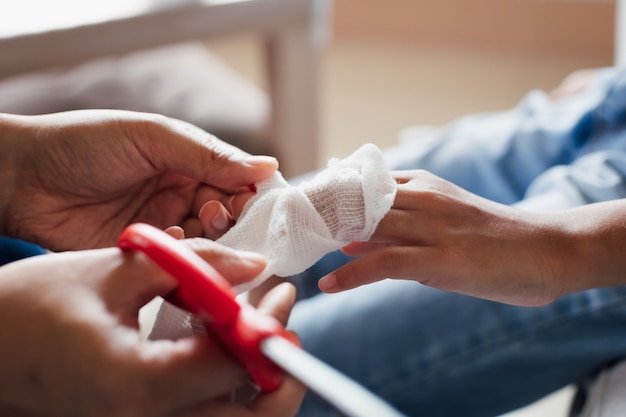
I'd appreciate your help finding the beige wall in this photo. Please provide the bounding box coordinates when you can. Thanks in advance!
[334,0,615,56]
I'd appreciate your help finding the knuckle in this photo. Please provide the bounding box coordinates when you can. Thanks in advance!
[379,247,404,272]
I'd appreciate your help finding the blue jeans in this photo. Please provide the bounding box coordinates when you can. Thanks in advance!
[288,67,626,416]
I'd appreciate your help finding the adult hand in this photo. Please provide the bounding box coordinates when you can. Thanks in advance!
[0,238,303,416]
[189,282,306,417]
[163,226,306,416]
[0,110,277,250]
[318,170,583,306]
[193,184,254,240]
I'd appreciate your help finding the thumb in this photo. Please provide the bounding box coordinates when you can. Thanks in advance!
[107,239,267,327]
[150,118,278,191]
[183,238,267,287]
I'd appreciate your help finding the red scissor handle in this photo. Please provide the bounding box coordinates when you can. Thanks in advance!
[117,223,292,392]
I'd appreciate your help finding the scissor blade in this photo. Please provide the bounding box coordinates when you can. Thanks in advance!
[261,336,407,417]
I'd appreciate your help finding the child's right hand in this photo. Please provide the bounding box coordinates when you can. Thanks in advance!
[318,170,570,307]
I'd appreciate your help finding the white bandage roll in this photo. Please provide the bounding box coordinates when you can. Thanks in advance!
[217,143,397,292]
[148,143,396,339]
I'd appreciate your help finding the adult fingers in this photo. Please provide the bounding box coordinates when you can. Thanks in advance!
[255,283,297,327]
[198,201,235,240]
[133,337,247,413]
[79,249,179,329]
[183,238,267,287]
[196,194,255,240]
[108,239,266,324]
[165,226,185,239]
[173,373,305,417]
[192,185,255,218]
[248,375,306,417]
[147,117,278,192]
[180,218,204,238]
[229,191,255,219]
[192,185,231,215]
[172,397,246,417]
[139,284,302,417]
[116,238,266,296]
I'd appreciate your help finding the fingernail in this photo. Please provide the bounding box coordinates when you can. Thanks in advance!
[211,206,230,231]
[244,155,278,167]
[318,273,337,292]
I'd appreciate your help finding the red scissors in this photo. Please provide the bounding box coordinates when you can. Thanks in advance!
[118,223,406,417]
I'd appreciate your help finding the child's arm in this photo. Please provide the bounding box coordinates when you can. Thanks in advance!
[319,170,626,307]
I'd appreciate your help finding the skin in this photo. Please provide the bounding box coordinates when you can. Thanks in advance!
[0,239,304,417]
[0,110,305,416]
[0,110,277,250]
[196,168,626,307]
[194,186,253,241]
[319,170,626,306]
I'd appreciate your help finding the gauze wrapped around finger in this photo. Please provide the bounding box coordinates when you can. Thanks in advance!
[217,143,397,292]
[149,143,396,341]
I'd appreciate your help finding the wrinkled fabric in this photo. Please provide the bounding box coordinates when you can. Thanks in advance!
[218,143,396,292]
[150,144,396,339]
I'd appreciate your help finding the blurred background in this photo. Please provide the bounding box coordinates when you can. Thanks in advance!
[206,0,615,163]
[0,0,616,177]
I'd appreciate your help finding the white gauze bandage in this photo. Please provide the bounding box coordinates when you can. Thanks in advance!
[147,143,396,340]
[219,143,397,292]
